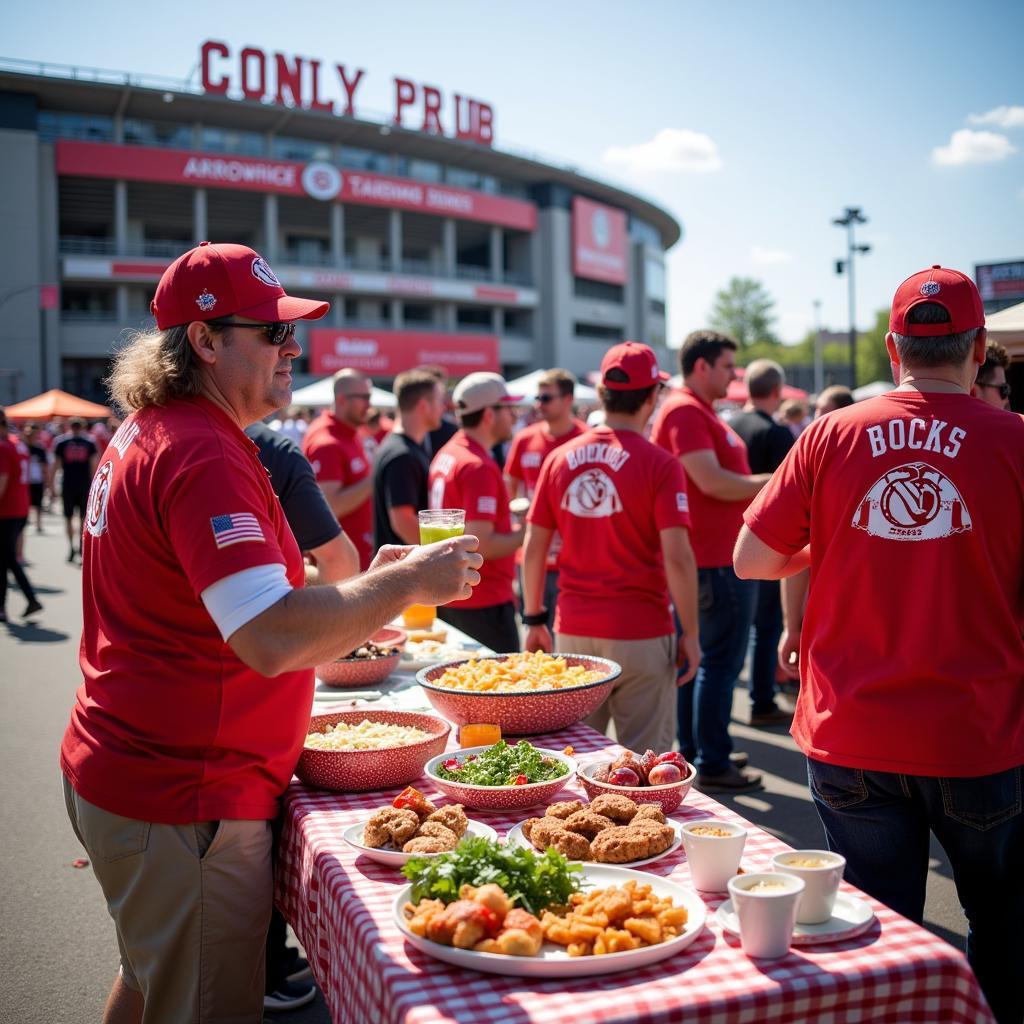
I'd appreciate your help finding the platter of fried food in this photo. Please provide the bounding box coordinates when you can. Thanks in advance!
[395,865,706,978]
[343,786,498,867]
[506,794,683,868]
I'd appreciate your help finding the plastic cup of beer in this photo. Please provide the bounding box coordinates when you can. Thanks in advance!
[418,509,466,544]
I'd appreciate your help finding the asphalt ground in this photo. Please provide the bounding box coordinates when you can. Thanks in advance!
[1,511,967,1024]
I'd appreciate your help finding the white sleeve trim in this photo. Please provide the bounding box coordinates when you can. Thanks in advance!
[200,564,293,642]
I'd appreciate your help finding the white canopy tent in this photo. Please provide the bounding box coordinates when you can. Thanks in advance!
[986,300,1024,358]
[853,380,895,401]
[290,377,397,409]
[504,369,598,404]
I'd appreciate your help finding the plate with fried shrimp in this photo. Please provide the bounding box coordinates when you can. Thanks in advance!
[344,802,498,867]
[394,867,706,978]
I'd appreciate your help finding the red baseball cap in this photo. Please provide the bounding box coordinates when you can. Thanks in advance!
[150,242,330,329]
[600,341,670,390]
[889,265,985,337]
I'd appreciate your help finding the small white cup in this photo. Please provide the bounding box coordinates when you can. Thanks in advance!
[728,872,805,959]
[771,849,846,924]
[680,819,747,892]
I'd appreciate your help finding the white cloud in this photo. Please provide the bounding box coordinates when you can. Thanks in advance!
[601,128,721,174]
[932,129,1016,166]
[750,245,793,266]
[968,105,1024,129]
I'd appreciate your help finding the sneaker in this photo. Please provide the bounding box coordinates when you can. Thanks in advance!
[729,751,749,769]
[264,978,316,1012]
[23,599,43,618]
[67,550,76,563]
[695,765,764,792]
[286,955,312,984]
[749,705,793,727]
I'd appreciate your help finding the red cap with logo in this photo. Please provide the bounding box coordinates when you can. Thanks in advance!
[889,265,985,338]
[600,341,670,390]
[150,242,330,329]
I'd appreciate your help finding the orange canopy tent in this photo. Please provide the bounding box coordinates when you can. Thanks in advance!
[3,388,110,421]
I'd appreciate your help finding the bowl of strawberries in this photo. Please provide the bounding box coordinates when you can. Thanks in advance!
[577,748,695,814]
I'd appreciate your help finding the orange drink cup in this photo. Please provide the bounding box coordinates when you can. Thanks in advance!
[459,723,501,749]
[401,604,436,630]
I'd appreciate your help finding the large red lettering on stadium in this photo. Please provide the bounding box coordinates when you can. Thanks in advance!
[198,41,494,146]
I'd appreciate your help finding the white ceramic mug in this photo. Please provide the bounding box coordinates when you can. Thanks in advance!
[771,849,846,924]
[728,872,804,959]
[680,819,747,892]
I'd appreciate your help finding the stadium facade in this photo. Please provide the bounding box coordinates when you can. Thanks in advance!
[0,43,681,404]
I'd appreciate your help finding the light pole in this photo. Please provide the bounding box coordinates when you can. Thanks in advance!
[812,298,823,395]
[832,207,871,387]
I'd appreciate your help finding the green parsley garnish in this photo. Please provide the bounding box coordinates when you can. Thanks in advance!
[435,739,568,786]
[402,836,583,916]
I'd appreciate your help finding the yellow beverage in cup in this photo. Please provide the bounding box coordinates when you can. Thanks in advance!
[418,509,465,545]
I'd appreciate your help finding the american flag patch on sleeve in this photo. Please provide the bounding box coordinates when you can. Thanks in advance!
[210,512,265,549]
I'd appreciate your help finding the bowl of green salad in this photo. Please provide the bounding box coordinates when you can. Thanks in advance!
[424,740,577,811]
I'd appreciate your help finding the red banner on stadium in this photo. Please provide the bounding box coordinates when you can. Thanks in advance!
[54,142,536,231]
[572,196,628,285]
[309,328,499,376]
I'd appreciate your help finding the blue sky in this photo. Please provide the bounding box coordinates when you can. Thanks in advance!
[5,0,1022,345]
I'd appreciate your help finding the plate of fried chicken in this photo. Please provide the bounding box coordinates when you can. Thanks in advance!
[345,799,498,867]
[507,795,683,867]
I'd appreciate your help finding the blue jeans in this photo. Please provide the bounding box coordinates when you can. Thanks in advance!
[808,758,1024,1024]
[748,579,783,713]
[677,567,756,776]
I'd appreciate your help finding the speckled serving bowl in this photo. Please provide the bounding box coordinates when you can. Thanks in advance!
[423,745,577,811]
[415,654,620,736]
[296,709,450,792]
[315,626,408,687]
[577,759,697,814]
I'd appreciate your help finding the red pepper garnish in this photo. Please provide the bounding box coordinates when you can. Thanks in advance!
[443,758,461,771]
[477,904,502,937]
[513,774,529,786]
[393,786,434,816]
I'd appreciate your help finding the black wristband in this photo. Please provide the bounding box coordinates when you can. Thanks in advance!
[521,609,548,627]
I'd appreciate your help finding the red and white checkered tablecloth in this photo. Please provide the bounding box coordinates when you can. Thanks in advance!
[276,721,993,1024]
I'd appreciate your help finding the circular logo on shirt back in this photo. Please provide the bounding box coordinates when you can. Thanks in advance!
[85,460,113,538]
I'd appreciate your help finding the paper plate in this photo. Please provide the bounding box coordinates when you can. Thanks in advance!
[716,891,876,945]
[344,818,498,868]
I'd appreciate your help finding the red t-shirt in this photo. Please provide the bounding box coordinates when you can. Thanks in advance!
[529,426,692,639]
[651,387,752,568]
[60,397,312,824]
[0,435,30,518]
[505,419,586,569]
[744,391,1024,777]
[303,411,373,569]
[428,432,515,609]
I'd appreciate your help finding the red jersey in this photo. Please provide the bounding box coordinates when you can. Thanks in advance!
[744,392,1024,777]
[651,387,753,568]
[528,426,692,640]
[0,435,30,518]
[60,397,311,824]
[303,411,373,569]
[429,432,515,609]
[505,418,586,569]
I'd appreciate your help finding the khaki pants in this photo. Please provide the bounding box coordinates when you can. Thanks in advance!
[63,776,272,1024]
[555,633,677,753]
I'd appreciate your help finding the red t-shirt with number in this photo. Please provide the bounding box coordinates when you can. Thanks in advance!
[429,431,514,609]
[744,392,1024,777]
[0,435,30,518]
[529,426,692,640]
[303,411,373,569]
[60,397,311,824]
[651,387,752,568]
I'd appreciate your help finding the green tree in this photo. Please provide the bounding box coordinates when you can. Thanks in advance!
[708,277,779,348]
[854,308,893,387]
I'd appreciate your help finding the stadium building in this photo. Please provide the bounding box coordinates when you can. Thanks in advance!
[0,44,681,404]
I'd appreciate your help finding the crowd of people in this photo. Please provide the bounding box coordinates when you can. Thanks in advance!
[0,240,1017,1022]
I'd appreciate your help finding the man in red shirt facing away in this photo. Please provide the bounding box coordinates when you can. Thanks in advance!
[504,368,586,631]
[60,242,482,1024]
[735,266,1023,1024]
[303,368,375,570]
[523,343,700,752]
[651,331,770,792]
[0,410,43,622]
[429,372,524,652]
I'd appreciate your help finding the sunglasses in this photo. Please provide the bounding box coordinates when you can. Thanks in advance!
[207,319,296,346]
[534,394,559,404]
[979,381,1011,400]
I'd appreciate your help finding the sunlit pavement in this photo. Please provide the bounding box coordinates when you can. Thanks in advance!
[1,513,964,1024]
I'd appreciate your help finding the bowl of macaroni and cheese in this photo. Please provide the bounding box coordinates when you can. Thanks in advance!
[415,652,621,735]
[297,709,450,791]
